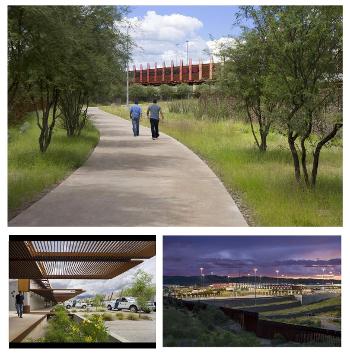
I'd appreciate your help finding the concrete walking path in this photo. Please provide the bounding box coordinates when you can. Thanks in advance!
[9,107,247,226]
[9,310,50,342]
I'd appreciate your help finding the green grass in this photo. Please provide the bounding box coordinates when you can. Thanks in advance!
[261,296,341,317]
[8,113,99,217]
[100,102,342,226]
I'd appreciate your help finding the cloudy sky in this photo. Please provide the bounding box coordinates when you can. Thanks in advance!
[122,6,244,67]
[163,236,341,279]
[50,256,156,297]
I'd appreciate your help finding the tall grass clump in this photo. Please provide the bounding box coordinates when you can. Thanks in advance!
[193,95,236,121]
[167,99,193,114]
[8,113,99,217]
[115,312,125,320]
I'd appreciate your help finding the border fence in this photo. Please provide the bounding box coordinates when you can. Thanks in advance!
[165,297,341,346]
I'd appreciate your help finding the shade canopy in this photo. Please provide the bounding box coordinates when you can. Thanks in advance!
[9,240,155,279]
[30,287,85,303]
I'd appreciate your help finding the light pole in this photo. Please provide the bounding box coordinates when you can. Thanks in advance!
[329,271,333,285]
[254,268,258,305]
[275,270,279,285]
[322,268,326,284]
[124,22,132,107]
[200,267,204,288]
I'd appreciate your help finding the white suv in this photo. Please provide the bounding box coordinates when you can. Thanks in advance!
[105,297,155,313]
[65,300,88,309]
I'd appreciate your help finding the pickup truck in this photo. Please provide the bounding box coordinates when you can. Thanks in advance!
[105,297,155,313]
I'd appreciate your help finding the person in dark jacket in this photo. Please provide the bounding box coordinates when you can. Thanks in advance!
[15,291,24,318]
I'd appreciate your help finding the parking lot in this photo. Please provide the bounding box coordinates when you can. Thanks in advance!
[77,311,156,343]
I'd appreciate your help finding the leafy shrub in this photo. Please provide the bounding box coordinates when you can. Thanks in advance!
[163,304,261,347]
[176,83,192,99]
[79,315,109,342]
[42,307,108,343]
[159,84,175,100]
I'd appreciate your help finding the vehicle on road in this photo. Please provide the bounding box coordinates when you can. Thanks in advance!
[104,297,155,313]
[64,300,89,309]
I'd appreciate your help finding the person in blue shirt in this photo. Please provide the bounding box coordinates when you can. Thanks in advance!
[147,98,164,140]
[129,99,142,136]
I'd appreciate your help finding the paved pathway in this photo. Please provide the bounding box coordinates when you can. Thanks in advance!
[9,108,247,226]
[9,310,49,342]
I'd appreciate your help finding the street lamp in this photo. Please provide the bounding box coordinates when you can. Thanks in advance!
[322,268,326,284]
[275,270,279,285]
[254,268,258,305]
[200,267,204,287]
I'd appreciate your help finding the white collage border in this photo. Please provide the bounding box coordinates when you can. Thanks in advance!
[1,1,348,354]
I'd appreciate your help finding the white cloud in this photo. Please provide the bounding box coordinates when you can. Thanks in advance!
[50,257,156,297]
[121,11,217,67]
[206,37,237,61]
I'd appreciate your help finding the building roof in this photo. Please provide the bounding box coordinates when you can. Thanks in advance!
[30,287,85,303]
[9,240,155,279]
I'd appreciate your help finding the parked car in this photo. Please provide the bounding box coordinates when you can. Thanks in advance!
[64,300,89,309]
[105,297,155,313]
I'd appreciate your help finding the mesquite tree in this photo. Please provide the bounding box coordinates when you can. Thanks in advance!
[8,6,130,148]
[57,6,129,136]
[219,32,277,151]
[236,6,343,187]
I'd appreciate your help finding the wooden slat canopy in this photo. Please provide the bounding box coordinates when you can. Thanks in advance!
[9,240,155,279]
[30,288,85,303]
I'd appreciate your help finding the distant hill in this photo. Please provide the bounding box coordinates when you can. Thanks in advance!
[163,275,340,286]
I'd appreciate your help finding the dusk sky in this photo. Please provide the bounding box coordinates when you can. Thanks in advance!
[123,6,249,67]
[164,236,341,279]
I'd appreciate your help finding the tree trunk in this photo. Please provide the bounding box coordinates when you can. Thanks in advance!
[288,129,301,183]
[59,90,87,136]
[37,87,60,153]
[300,121,312,187]
[259,129,267,151]
[311,123,343,188]
[246,101,261,150]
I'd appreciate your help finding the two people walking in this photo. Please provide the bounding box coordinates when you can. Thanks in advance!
[129,99,164,139]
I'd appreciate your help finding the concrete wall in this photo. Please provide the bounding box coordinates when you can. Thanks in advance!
[9,280,48,311]
[9,280,18,311]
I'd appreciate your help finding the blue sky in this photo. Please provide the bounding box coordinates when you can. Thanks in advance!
[128,6,242,40]
[123,6,245,67]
